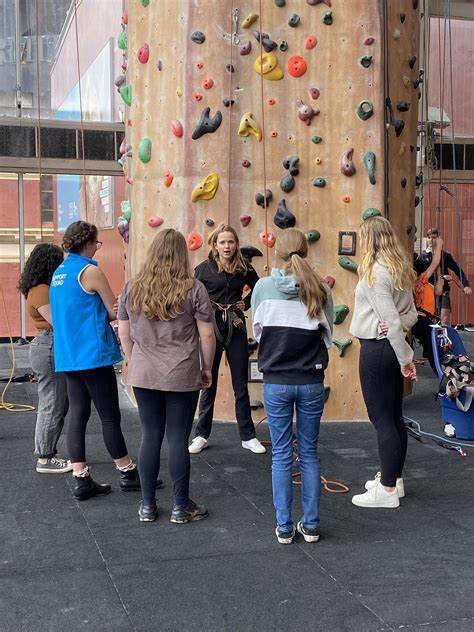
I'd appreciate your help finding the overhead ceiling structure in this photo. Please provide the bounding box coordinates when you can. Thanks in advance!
[430,0,474,19]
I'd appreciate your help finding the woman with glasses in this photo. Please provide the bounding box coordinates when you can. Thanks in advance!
[50,221,142,501]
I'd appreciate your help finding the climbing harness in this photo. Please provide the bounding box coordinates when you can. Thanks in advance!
[211,301,244,348]
[438,351,474,413]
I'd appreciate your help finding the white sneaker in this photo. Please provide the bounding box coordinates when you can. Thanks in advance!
[188,436,209,454]
[352,481,400,508]
[241,438,266,454]
[365,471,405,498]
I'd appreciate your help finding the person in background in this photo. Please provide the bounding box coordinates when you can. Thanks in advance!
[188,224,266,455]
[412,237,443,374]
[18,244,71,474]
[251,228,333,545]
[350,217,418,509]
[50,221,140,501]
[422,228,471,323]
[118,229,215,524]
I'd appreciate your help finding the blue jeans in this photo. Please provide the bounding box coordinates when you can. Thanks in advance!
[263,383,324,531]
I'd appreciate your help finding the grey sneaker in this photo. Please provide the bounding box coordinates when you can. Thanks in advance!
[36,457,73,474]
[275,526,296,545]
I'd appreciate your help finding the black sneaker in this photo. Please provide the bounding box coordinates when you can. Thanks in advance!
[275,525,296,544]
[297,520,320,543]
[73,475,111,501]
[119,467,164,492]
[170,500,209,524]
[138,502,158,522]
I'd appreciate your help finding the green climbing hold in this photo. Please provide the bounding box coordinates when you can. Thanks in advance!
[141,0,150,5]
[306,230,320,243]
[119,84,132,107]
[338,256,358,273]
[362,208,382,221]
[121,200,131,222]
[334,304,350,325]
[138,138,152,163]
[360,55,373,68]
[312,178,326,188]
[312,135,323,144]
[356,100,374,121]
[279,40,288,52]
[274,0,285,5]
[324,386,330,403]
[333,338,353,357]
[363,151,376,185]
[118,30,127,50]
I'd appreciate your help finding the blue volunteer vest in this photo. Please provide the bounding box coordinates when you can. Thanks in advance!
[50,253,122,371]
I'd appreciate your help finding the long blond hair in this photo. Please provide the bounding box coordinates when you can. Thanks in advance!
[358,216,416,290]
[129,229,194,320]
[276,228,327,318]
[208,223,248,274]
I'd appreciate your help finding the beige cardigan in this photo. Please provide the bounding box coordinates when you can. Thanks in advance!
[349,262,418,366]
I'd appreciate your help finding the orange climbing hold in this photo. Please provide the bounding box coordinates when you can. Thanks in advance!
[164,171,174,187]
[171,120,183,138]
[305,35,317,50]
[342,195,351,203]
[287,56,307,78]
[138,44,149,64]
[260,231,276,248]
[271,131,278,138]
[203,77,214,90]
[187,232,203,251]
[148,216,164,228]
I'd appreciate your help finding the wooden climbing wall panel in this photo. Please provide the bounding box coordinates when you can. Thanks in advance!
[124,0,419,421]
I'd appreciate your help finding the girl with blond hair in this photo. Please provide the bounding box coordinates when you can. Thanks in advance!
[118,229,216,523]
[251,228,333,544]
[350,216,418,509]
[188,224,266,455]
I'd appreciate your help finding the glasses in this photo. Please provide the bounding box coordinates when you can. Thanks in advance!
[95,240,103,249]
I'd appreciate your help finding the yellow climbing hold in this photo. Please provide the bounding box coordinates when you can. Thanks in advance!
[315,157,322,165]
[176,87,183,97]
[399,142,407,156]
[402,75,411,88]
[238,112,262,142]
[242,13,258,28]
[191,172,219,202]
[254,53,283,81]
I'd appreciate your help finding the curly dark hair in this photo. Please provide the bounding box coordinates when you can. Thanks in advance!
[62,220,98,253]
[18,243,64,297]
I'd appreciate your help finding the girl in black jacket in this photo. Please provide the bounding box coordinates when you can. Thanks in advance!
[188,224,266,454]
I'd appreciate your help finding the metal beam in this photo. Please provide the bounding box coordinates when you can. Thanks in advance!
[0,157,123,176]
[430,0,474,19]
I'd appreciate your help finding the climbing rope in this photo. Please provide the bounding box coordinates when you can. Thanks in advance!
[33,0,43,242]
[226,3,236,225]
[257,0,270,275]
[404,416,473,457]
[73,0,88,218]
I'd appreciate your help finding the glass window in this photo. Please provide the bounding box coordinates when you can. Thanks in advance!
[465,145,474,170]
[433,143,465,170]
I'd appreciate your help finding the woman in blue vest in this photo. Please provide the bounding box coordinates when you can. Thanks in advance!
[50,221,141,501]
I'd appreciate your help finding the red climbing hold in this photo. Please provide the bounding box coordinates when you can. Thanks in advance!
[172,120,183,138]
[121,63,127,71]
[203,77,214,90]
[308,87,320,100]
[305,35,317,50]
[196,62,204,70]
[242,159,251,168]
[148,216,164,228]
[121,12,128,25]
[267,98,276,106]
[126,177,134,185]
[364,37,375,45]
[240,214,252,227]
[127,119,133,126]
[164,171,174,188]
[260,231,276,248]
[271,131,278,138]
[193,92,203,101]
[187,231,203,251]
[342,195,351,203]
[138,44,150,64]
[324,275,335,288]
[287,56,307,78]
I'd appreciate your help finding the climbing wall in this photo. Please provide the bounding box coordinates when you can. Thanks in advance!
[119,0,419,422]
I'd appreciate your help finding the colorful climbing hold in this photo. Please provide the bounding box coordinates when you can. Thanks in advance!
[157,60,163,71]
[138,138,152,163]
[148,216,164,228]
[238,112,262,141]
[255,189,273,208]
[324,274,335,288]
[312,135,322,144]
[192,107,223,140]
[164,171,173,188]
[114,74,126,88]
[363,151,376,185]
[360,55,373,68]
[176,88,183,97]
[401,177,407,188]
[274,200,296,229]
[288,14,300,27]
[193,92,203,101]
[240,214,252,227]
[121,12,128,24]
[138,44,149,64]
[340,148,356,177]
[400,13,406,23]
[305,36,317,50]
[283,156,300,176]
[287,56,307,78]
[312,178,326,188]
[280,175,295,193]
[191,173,219,202]
[196,62,204,70]
[241,246,263,261]
[240,41,252,56]
[118,31,127,50]
[362,208,382,221]
[314,157,322,165]
[253,31,277,53]
[260,231,276,248]
[397,101,410,112]
[322,11,333,25]
[205,218,215,227]
[338,256,358,273]
[140,0,149,6]
[356,100,374,121]
[254,52,283,80]
[333,338,352,357]
[279,40,288,52]
[191,31,205,44]
[223,99,234,107]
[242,159,251,168]
[308,87,320,100]
[202,77,214,90]
[187,232,203,251]
[242,13,259,28]
[226,63,235,73]
[271,131,278,138]
[274,0,286,5]
[342,195,350,203]
[306,230,321,242]
[399,142,407,156]
[334,305,350,325]
[393,28,402,40]
[267,98,276,106]
[171,120,183,138]
[402,75,411,88]
[296,99,318,125]
[364,36,375,45]
[307,0,332,5]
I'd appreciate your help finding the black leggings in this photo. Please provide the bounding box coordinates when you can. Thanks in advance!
[412,316,437,374]
[133,387,199,507]
[359,339,407,487]
[64,366,128,464]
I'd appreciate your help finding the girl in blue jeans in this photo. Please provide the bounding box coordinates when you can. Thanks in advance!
[251,229,333,544]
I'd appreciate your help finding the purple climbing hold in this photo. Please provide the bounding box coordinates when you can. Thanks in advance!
[340,148,356,177]
[296,99,318,125]
[308,87,320,100]
[253,31,277,53]
[240,41,252,56]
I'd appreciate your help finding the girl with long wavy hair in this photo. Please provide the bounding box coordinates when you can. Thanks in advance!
[251,228,333,544]
[18,243,71,474]
[350,216,418,509]
[118,229,215,524]
[188,224,266,455]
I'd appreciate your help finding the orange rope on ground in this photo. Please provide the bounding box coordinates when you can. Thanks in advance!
[257,0,270,275]
[73,0,88,218]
